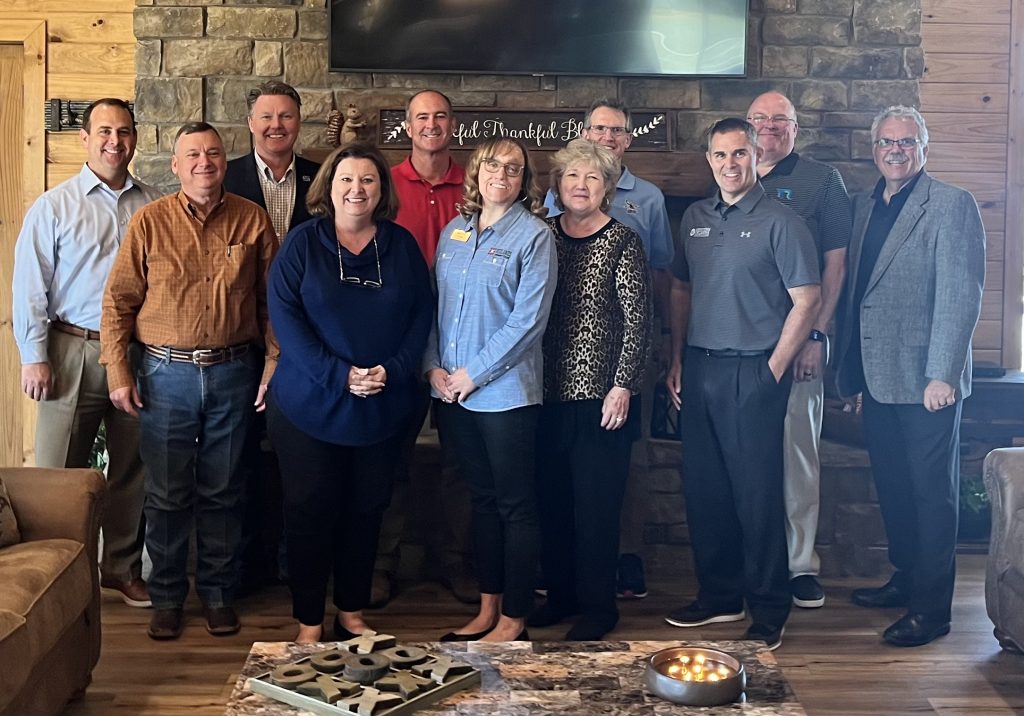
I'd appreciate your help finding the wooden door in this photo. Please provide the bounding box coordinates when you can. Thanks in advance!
[0,21,45,466]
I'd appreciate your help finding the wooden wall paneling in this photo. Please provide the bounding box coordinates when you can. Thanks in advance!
[928,172,1006,195]
[1002,0,1024,368]
[987,231,1006,262]
[919,83,1008,113]
[920,25,1011,54]
[922,0,1011,24]
[47,73,134,100]
[974,348,1002,363]
[40,12,134,44]
[987,260,1005,287]
[45,163,79,186]
[923,53,1010,84]
[974,319,1003,349]
[48,43,134,75]
[924,142,1007,173]
[0,19,45,466]
[982,290,1003,321]
[0,0,135,10]
[920,113,1008,142]
[46,131,84,164]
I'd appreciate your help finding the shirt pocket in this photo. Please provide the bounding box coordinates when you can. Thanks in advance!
[223,244,256,292]
[437,249,468,281]
[478,253,509,287]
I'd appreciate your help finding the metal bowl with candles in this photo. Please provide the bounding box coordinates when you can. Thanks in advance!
[645,646,746,706]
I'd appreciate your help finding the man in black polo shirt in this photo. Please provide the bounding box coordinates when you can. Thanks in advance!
[664,118,820,651]
[747,91,852,610]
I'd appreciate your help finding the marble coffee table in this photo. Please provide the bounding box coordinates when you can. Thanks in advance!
[225,639,805,715]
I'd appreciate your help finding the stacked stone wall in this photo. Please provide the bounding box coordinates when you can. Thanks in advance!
[134,0,923,193]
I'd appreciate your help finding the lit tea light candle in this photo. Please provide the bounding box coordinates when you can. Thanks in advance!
[657,657,736,683]
[646,646,746,707]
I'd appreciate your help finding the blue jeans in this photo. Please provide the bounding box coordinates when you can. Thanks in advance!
[137,348,259,609]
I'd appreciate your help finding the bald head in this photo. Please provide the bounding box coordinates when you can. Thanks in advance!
[747,91,798,173]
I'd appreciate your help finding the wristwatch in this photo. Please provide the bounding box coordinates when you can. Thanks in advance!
[809,329,826,342]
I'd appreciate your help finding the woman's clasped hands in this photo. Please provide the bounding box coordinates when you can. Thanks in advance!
[348,365,387,398]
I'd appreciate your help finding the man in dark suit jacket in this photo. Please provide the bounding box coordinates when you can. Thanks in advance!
[224,81,321,595]
[224,80,320,242]
[835,106,985,647]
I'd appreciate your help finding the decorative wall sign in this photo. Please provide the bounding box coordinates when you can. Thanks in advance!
[44,99,135,132]
[378,109,671,151]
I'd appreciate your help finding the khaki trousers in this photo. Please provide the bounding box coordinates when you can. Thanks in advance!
[782,375,824,577]
[35,329,146,581]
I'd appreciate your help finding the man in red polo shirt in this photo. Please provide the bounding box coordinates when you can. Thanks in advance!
[391,90,465,263]
[370,90,476,608]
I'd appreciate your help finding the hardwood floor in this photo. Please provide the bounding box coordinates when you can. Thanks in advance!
[65,553,1023,715]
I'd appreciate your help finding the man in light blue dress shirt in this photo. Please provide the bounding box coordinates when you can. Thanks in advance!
[12,98,161,608]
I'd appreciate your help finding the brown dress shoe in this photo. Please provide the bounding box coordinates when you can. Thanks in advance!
[204,606,240,636]
[100,576,152,608]
[147,608,184,640]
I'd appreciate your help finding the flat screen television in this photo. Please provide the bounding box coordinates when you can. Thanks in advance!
[329,0,748,77]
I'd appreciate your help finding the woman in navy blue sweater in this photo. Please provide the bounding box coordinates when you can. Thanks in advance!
[266,144,432,643]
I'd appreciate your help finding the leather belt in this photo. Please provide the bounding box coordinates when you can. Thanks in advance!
[692,346,772,358]
[51,320,99,341]
[144,343,250,367]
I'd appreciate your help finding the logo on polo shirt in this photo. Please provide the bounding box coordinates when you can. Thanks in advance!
[624,200,640,215]
[740,231,751,238]
[689,227,711,238]
[776,188,793,200]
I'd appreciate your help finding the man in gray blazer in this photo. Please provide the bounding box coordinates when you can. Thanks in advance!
[835,106,985,647]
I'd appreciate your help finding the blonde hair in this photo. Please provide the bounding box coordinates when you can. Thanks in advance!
[548,138,620,212]
[459,137,546,219]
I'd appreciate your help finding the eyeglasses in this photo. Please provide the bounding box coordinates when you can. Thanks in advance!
[337,235,382,289]
[585,124,630,137]
[747,114,796,126]
[481,158,524,177]
[873,137,922,149]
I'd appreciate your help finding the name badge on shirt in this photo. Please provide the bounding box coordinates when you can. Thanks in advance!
[689,227,711,238]
[451,229,471,242]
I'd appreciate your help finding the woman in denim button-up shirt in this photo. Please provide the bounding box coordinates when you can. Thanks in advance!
[424,137,557,642]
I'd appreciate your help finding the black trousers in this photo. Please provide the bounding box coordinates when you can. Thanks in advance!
[266,397,405,625]
[435,401,540,618]
[862,391,961,621]
[680,347,792,628]
[536,399,637,622]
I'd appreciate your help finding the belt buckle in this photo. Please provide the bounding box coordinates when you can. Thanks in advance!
[191,349,214,366]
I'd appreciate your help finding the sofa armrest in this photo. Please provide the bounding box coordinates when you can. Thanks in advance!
[984,448,1024,535]
[1,468,106,547]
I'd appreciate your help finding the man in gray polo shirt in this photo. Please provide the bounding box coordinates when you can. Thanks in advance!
[664,118,820,651]
[747,91,851,610]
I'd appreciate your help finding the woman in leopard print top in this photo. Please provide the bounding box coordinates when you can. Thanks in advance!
[530,139,652,641]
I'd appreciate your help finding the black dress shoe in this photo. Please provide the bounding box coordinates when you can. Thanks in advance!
[565,613,617,641]
[527,603,579,628]
[851,574,910,608]
[333,615,360,641]
[883,613,950,647]
[440,623,496,642]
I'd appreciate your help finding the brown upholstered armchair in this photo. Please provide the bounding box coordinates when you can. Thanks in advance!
[982,448,1024,653]
[0,468,106,716]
